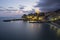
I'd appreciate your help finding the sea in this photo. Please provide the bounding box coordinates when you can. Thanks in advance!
[0,17,57,40]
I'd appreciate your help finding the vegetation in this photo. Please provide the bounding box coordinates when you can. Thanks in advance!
[22,9,60,22]
[22,12,45,21]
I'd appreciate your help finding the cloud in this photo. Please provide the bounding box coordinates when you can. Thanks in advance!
[19,5,25,9]
[36,0,60,12]
[0,7,18,11]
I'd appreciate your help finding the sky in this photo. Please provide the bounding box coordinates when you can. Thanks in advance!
[0,0,60,17]
[0,0,38,11]
[36,0,60,12]
[0,0,38,17]
[0,0,37,9]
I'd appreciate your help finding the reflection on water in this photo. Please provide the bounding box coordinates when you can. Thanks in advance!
[0,21,59,40]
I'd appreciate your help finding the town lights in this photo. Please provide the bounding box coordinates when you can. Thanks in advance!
[27,16,32,18]
[39,17,43,20]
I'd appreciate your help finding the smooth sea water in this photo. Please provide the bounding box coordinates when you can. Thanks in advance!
[0,19,57,40]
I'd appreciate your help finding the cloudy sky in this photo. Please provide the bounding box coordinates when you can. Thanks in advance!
[0,0,60,17]
[0,0,37,9]
[0,0,38,17]
[37,0,60,12]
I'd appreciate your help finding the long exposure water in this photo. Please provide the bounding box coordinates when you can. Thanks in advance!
[0,19,57,40]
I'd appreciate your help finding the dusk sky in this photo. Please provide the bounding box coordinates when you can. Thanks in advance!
[37,0,60,12]
[0,0,37,9]
[0,0,38,17]
[0,0,60,17]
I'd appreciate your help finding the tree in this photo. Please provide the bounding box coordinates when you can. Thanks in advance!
[22,14,27,18]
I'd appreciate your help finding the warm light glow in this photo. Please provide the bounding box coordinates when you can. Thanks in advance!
[57,29,60,36]
[29,21,37,22]
[39,17,43,20]
[27,16,32,18]
[35,8,40,14]
[33,16,37,19]
[51,18,54,21]
[55,18,57,20]
[27,16,30,18]
[58,16,60,18]
[30,16,32,18]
